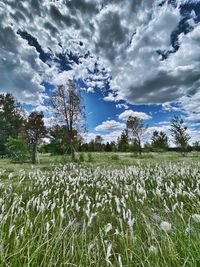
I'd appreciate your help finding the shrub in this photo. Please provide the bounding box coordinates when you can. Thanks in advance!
[79,153,85,162]
[87,153,93,162]
[111,154,119,161]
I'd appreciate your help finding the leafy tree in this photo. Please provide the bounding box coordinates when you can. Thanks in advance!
[118,129,128,152]
[6,137,30,162]
[126,116,147,155]
[151,131,169,151]
[22,112,46,164]
[110,141,117,152]
[0,93,24,154]
[47,125,69,155]
[105,142,112,152]
[193,141,200,152]
[170,116,190,154]
[94,135,103,152]
[50,80,85,160]
[88,140,95,152]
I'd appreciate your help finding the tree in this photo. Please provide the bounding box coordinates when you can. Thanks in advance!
[126,116,147,155]
[0,93,24,154]
[50,80,85,160]
[6,137,30,162]
[118,129,128,152]
[170,116,190,154]
[94,135,103,152]
[193,141,200,152]
[105,142,112,152]
[151,131,169,151]
[47,125,69,155]
[23,112,46,164]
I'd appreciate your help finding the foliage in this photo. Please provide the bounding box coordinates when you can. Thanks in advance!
[126,116,147,155]
[5,137,30,162]
[110,154,119,160]
[87,152,93,162]
[193,141,200,151]
[118,129,129,152]
[22,112,46,164]
[50,80,85,160]
[170,116,190,154]
[151,131,169,151]
[0,93,25,154]
[79,152,85,162]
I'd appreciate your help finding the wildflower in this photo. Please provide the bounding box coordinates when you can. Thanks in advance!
[118,255,123,267]
[192,214,200,223]
[60,208,64,219]
[160,221,172,232]
[105,242,112,263]
[149,245,157,254]
[105,223,112,233]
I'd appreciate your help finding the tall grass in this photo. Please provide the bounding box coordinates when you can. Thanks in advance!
[0,162,200,266]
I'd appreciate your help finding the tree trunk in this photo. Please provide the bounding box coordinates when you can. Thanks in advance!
[138,139,142,156]
[32,144,37,164]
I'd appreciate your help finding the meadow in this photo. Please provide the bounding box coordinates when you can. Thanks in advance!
[0,152,200,266]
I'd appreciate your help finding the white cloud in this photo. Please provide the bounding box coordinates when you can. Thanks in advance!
[95,120,125,131]
[0,0,200,109]
[116,103,129,109]
[118,110,152,121]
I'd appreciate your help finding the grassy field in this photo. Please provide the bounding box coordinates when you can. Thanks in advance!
[0,153,200,266]
[0,152,200,173]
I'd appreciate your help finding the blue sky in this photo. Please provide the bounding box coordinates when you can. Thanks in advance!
[0,0,200,143]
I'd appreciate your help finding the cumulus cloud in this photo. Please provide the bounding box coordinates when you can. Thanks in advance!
[95,120,125,131]
[1,0,200,109]
[118,110,152,121]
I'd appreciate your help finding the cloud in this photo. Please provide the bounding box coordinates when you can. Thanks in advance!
[1,0,200,108]
[118,110,152,121]
[95,120,125,131]
[116,103,129,109]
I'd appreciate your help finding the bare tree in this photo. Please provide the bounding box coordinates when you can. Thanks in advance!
[126,116,147,155]
[50,80,85,160]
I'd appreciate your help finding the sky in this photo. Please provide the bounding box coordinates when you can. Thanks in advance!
[0,0,200,144]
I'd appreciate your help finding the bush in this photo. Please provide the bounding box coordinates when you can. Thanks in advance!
[79,153,85,162]
[87,153,93,162]
[111,154,119,161]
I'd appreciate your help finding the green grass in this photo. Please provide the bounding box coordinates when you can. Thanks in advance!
[0,153,199,266]
[0,152,199,173]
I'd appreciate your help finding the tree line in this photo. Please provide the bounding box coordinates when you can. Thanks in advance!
[0,81,199,163]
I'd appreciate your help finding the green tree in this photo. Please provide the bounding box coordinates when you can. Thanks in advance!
[126,116,147,155]
[118,129,128,152]
[151,131,169,151]
[105,142,112,152]
[6,137,30,162]
[94,135,103,152]
[23,112,46,164]
[0,93,24,154]
[193,141,200,152]
[170,116,190,154]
